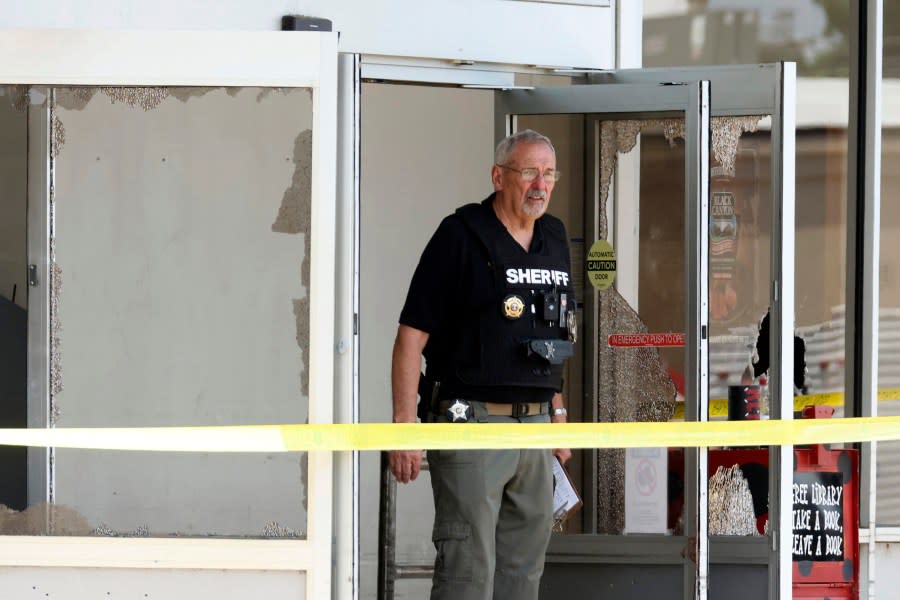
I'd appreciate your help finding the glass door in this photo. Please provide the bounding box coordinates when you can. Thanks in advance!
[496,80,711,599]
[496,63,795,600]
[587,64,796,600]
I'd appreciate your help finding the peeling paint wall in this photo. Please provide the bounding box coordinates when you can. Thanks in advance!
[45,86,313,537]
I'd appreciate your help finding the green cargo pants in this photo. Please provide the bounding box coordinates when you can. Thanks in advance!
[427,406,553,600]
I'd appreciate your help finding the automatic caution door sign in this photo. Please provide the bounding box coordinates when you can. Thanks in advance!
[586,239,616,291]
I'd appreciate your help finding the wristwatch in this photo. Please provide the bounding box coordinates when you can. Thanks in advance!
[551,407,568,417]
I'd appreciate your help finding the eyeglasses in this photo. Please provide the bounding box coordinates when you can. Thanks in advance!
[497,164,562,183]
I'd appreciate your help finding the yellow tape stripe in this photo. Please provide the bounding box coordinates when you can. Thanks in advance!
[0,417,900,453]
[2,389,898,453]
[0,427,289,453]
[672,388,900,420]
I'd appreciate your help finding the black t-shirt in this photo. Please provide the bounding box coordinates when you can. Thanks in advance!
[399,195,570,404]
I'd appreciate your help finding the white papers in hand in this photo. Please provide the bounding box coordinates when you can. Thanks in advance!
[552,457,581,522]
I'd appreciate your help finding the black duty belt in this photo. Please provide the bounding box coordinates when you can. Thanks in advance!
[435,399,548,422]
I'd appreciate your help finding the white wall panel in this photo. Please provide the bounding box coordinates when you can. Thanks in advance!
[0,0,615,69]
[0,0,300,30]
[0,567,305,600]
[875,542,900,596]
[307,0,614,68]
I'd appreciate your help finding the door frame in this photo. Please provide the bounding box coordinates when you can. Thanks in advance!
[0,28,338,600]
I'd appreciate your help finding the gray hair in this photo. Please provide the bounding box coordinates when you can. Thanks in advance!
[494,129,556,166]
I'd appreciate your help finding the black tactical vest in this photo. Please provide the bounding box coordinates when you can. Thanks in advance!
[448,202,575,391]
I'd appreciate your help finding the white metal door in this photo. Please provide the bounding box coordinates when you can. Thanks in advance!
[0,29,337,600]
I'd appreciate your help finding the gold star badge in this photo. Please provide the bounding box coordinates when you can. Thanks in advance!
[503,294,525,319]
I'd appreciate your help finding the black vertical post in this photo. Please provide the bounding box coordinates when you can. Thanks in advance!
[377,450,397,600]
[0,296,27,510]
[849,1,869,420]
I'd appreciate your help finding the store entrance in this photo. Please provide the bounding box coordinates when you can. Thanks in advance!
[361,64,796,600]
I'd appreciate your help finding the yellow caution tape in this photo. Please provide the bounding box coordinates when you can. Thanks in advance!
[672,388,900,420]
[0,416,900,453]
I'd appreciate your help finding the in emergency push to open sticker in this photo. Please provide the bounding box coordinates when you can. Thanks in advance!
[586,239,617,291]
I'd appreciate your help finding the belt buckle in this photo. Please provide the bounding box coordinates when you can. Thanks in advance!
[512,402,530,418]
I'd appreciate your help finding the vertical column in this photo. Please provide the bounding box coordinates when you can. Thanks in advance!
[768,61,797,600]
[26,90,51,507]
[335,52,363,600]
[308,32,339,600]
[684,80,710,600]
[847,1,883,597]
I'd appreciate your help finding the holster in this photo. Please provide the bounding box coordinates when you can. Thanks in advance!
[416,374,440,421]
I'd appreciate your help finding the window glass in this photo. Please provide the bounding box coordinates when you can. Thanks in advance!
[0,86,312,537]
[644,3,850,408]
[644,0,852,537]
[644,1,850,77]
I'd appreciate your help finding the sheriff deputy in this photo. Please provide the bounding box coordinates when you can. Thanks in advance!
[389,129,576,600]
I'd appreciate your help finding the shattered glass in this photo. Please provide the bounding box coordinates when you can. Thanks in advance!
[708,465,758,536]
[595,288,677,533]
[594,116,765,534]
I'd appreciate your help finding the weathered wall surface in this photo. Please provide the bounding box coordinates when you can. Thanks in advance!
[49,87,312,537]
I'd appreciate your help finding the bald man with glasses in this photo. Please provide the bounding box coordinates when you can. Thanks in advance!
[390,129,576,600]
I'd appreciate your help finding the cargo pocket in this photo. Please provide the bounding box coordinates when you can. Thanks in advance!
[432,520,473,583]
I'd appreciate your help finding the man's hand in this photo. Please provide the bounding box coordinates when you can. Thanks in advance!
[390,449,423,483]
[552,447,572,465]
[390,325,430,484]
